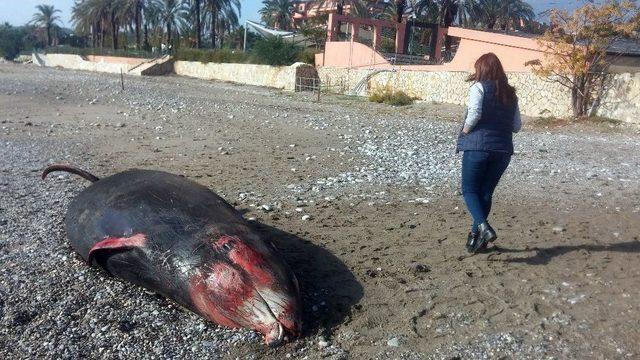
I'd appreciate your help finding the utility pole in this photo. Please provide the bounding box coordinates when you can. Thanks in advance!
[243,21,248,52]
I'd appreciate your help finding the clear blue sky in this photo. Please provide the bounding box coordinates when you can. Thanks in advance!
[0,0,587,29]
[0,0,264,27]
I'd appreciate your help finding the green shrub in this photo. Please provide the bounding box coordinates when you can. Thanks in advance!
[48,46,154,59]
[386,90,414,106]
[379,38,396,53]
[298,48,320,65]
[174,48,208,62]
[369,87,414,106]
[369,87,391,103]
[0,24,28,60]
[250,37,300,66]
[174,48,249,63]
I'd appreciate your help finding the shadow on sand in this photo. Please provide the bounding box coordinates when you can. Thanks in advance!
[252,221,364,337]
[488,240,640,265]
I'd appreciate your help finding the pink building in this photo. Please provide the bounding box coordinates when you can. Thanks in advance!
[314,13,640,73]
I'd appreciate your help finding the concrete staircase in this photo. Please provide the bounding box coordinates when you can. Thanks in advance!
[128,55,174,76]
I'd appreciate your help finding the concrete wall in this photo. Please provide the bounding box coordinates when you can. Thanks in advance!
[39,54,144,74]
[318,67,640,123]
[316,41,390,69]
[85,55,147,66]
[34,53,174,76]
[174,61,318,91]
[444,27,545,72]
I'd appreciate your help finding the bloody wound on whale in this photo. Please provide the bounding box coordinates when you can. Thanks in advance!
[42,164,302,346]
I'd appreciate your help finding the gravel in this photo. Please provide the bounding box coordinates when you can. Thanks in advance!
[1,63,639,359]
[0,139,259,359]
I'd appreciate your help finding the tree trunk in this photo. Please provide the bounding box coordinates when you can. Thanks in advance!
[588,74,607,117]
[101,20,106,48]
[144,22,149,50]
[112,23,118,49]
[167,22,172,46]
[195,0,202,48]
[135,0,142,49]
[572,75,587,117]
[111,10,118,49]
[571,91,580,117]
[210,3,217,49]
[46,25,51,47]
[92,23,97,48]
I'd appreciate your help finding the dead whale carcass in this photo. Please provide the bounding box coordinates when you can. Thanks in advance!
[43,164,302,346]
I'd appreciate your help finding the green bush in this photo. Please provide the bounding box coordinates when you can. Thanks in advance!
[369,87,414,106]
[379,38,396,53]
[0,24,29,60]
[387,90,414,106]
[175,48,250,63]
[174,48,208,62]
[48,46,154,59]
[250,37,300,66]
[297,48,320,65]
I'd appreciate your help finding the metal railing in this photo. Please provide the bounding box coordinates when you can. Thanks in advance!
[382,52,436,66]
[295,76,322,102]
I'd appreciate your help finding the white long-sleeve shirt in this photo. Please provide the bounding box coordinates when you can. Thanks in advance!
[464,82,522,133]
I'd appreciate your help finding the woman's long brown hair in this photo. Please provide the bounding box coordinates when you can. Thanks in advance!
[467,53,517,106]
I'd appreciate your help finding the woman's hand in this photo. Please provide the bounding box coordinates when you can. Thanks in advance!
[462,126,471,135]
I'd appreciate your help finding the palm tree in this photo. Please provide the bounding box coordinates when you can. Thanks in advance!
[72,0,111,48]
[107,0,128,49]
[411,0,460,26]
[159,0,188,46]
[472,0,534,29]
[72,1,94,45]
[456,0,478,27]
[205,0,241,48]
[120,0,145,49]
[71,0,128,50]
[259,0,294,30]
[195,0,202,47]
[215,1,240,48]
[31,4,62,47]
[410,0,460,55]
[135,0,144,48]
[381,0,409,23]
[143,0,162,49]
[347,0,388,19]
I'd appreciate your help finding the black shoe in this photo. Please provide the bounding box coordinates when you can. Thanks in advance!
[479,221,497,243]
[470,221,497,253]
[466,230,479,253]
[478,221,498,249]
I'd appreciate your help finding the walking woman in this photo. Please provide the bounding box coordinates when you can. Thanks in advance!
[457,53,521,253]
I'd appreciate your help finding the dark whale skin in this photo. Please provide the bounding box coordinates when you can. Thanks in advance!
[64,169,301,345]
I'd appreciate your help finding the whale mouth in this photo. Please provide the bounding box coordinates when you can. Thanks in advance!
[264,322,284,347]
[188,262,301,346]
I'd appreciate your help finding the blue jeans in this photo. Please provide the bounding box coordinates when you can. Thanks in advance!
[461,151,511,232]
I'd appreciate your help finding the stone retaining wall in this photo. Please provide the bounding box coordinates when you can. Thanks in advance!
[597,72,640,124]
[318,67,640,123]
[36,53,143,74]
[33,53,173,76]
[173,61,318,91]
